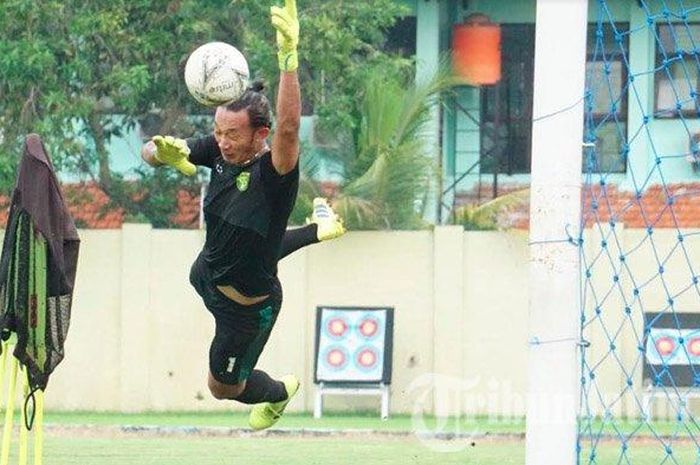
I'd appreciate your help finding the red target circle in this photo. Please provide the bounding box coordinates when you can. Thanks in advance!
[327,348,347,368]
[327,318,348,338]
[688,338,700,357]
[356,347,378,370]
[655,336,676,356]
[359,318,379,338]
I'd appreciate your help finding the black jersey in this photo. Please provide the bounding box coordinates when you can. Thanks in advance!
[187,135,299,297]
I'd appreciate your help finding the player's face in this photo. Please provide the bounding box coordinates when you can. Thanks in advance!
[213,107,263,165]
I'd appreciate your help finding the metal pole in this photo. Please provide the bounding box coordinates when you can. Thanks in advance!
[526,1,589,464]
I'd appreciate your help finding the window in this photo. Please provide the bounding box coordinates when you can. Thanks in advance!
[480,24,535,175]
[477,22,628,175]
[655,23,700,118]
[384,16,417,57]
[585,22,629,173]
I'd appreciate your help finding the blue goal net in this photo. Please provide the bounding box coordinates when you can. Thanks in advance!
[580,0,700,463]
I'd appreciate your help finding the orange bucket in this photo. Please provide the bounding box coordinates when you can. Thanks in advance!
[452,15,502,86]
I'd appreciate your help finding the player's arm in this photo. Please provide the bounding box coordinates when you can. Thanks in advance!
[270,0,301,176]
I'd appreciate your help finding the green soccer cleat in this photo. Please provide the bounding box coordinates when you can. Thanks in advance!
[248,374,300,431]
[307,198,346,241]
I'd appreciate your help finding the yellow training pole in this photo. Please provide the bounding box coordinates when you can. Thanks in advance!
[18,369,28,465]
[32,390,42,465]
[0,342,8,413]
[0,357,19,465]
[0,343,8,462]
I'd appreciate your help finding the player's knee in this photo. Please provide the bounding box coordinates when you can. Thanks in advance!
[208,376,246,400]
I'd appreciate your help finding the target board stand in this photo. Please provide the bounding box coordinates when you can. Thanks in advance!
[313,306,394,420]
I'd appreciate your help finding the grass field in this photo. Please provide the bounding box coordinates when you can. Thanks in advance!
[0,411,697,464]
[13,436,524,465]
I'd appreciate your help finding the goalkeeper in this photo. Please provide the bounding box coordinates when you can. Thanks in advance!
[141,0,341,430]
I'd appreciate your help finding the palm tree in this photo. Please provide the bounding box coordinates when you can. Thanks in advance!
[300,64,458,230]
[453,188,530,230]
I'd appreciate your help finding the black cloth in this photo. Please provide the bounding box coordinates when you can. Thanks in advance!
[187,135,299,297]
[0,134,80,390]
[3,135,79,297]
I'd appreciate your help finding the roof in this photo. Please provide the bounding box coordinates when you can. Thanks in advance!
[2,181,699,231]
[460,182,700,231]
[0,182,201,230]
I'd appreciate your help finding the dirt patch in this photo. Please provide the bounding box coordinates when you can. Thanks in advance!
[38,424,525,444]
[36,424,697,448]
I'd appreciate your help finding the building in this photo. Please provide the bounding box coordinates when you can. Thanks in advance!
[83,0,700,229]
[405,0,700,225]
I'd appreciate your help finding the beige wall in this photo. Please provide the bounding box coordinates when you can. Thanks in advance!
[32,225,687,417]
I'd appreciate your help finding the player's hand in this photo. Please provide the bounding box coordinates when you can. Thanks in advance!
[151,135,196,176]
[271,0,299,72]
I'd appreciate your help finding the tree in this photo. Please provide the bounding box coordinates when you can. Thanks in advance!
[229,0,411,132]
[321,64,457,230]
[0,0,233,225]
[453,189,530,231]
[0,0,409,227]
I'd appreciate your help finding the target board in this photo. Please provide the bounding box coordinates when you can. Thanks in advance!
[314,306,394,384]
[643,312,700,387]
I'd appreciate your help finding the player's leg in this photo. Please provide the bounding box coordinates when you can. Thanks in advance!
[207,307,287,403]
[208,326,295,405]
[208,372,247,400]
[241,286,299,430]
[248,373,299,430]
[278,198,345,260]
[208,370,292,403]
[206,290,300,430]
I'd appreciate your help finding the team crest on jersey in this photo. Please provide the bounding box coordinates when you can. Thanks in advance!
[236,172,250,191]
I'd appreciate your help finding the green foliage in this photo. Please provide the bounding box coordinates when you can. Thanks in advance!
[287,173,319,225]
[230,0,410,129]
[0,0,410,227]
[329,63,458,230]
[0,0,233,224]
[453,189,530,231]
[287,142,321,225]
[112,168,201,228]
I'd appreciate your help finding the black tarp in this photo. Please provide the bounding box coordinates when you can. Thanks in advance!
[0,134,80,390]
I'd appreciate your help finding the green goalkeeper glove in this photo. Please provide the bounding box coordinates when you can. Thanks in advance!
[271,0,299,72]
[151,135,196,176]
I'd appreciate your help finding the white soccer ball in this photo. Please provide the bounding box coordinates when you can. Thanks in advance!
[184,42,250,107]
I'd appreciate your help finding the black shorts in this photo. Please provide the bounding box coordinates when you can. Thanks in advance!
[190,258,282,385]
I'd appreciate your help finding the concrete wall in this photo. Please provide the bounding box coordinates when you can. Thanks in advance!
[26,225,689,417]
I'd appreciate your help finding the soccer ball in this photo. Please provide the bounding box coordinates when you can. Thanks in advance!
[184,42,250,107]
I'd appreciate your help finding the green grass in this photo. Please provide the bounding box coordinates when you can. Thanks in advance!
[45,410,421,429]
[6,432,700,465]
[8,437,524,465]
[40,410,700,436]
[0,411,695,465]
[41,410,526,434]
